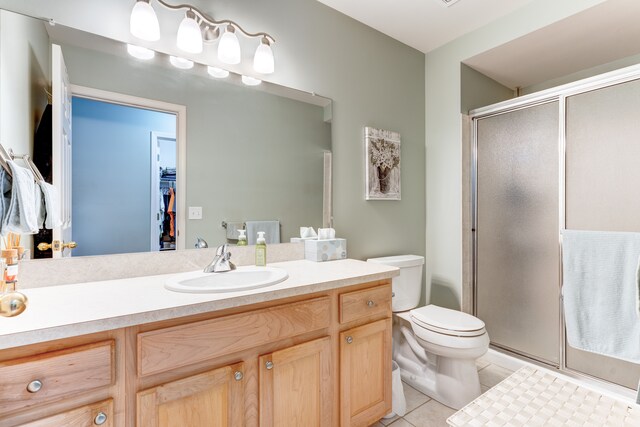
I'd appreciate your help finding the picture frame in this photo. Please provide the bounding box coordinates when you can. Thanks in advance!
[365,126,401,200]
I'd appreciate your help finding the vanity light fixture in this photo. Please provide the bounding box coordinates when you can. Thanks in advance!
[241,75,262,86]
[129,0,276,74]
[176,10,203,54]
[207,66,229,79]
[127,44,155,60]
[169,55,194,69]
[253,37,274,74]
[217,25,241,65]
[130,0,160,41]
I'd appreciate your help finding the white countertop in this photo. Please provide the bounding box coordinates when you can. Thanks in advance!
[0,259,398,350]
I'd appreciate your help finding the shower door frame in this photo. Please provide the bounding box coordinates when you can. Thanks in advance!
[469,62,640,393]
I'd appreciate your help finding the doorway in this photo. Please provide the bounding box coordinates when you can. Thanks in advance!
[70,95,180,256]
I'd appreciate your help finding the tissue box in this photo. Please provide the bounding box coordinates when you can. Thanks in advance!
[304,239,347,262]
[290,237,318,243]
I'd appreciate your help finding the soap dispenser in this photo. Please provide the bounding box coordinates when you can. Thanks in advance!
[255,231,267,266]
[237,229,248,246]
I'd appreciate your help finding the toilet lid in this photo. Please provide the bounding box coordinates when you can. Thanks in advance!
[410,305,486,337]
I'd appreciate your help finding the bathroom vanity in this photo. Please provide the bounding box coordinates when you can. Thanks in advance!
[0,259,398,427]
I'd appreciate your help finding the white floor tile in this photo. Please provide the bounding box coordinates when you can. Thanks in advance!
[379,413,400,426]
[402,381,431,413]
[389,419,415,427]
[478,364,514,388]
[403,400,456,427]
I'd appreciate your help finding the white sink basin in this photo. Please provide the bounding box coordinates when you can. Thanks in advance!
[165,266,289,293]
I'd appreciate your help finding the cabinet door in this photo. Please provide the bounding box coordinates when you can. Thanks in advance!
[259,337,331,427]
[137,363,244,427]
[19,399,113,427]
[340,319,391,427]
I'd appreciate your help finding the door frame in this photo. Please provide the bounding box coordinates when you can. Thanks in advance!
[150,131,176,251]
[69,85,187,250]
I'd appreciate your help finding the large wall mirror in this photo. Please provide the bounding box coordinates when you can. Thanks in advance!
[0,8,332,259]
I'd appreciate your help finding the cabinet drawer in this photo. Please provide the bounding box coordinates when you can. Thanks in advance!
[0,341,114,414]
[19,399,113,427]
[138,296,331,377]
[339,285,391,324]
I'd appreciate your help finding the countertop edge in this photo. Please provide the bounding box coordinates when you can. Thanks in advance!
[0,264,398,350]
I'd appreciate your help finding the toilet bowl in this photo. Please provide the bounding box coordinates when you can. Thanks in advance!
[367,255,489,410]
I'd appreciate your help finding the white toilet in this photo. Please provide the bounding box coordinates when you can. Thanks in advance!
[367,255,489,410]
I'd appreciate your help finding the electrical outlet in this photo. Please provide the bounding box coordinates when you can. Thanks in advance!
[189,206,203,220]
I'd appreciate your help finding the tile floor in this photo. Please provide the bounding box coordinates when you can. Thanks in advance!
[370,355,515,427]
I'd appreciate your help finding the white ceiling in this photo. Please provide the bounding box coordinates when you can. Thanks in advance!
[316,0,535,53]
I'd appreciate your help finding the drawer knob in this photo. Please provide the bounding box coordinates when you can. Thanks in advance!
[26,380,42,393]
[346,336,353,344]
[94,411,108,425]
[234,371,243,381]
[265,361,274,370]
[367,300,375,307]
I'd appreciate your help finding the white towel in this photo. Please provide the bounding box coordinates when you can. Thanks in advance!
[38,181,62,229]
[246,220,280,245]
[562,230,640,363]
[225,222,245,240]
[1,161,40,235]
[0,169,11,224]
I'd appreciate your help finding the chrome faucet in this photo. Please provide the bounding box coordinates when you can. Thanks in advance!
[204,244,236,273]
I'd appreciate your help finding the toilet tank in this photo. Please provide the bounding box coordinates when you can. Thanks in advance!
[367,255,425,312]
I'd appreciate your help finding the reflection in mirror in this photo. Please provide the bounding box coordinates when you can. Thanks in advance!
[0,8,332,259]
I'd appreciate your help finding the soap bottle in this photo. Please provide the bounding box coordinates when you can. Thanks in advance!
[237,229,248,246]
[255,231,267,266]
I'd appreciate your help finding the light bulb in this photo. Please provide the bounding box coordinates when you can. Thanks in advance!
[241,75,262,86]
[218,26,241,65]
[127,44,155,60]
[207,66,229,78]
[169,56,194,70]
[130,0,160,41]
[176,11,203,54]
[253,38,274,74]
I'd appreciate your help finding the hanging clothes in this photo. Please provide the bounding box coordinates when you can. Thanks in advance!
[168,187,175,238]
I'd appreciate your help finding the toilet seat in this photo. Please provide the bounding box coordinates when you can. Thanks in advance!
[399,305,490,353]
[410,305,486,337]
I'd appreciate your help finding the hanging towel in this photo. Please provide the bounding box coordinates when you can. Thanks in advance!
[562,230,640,363]
[246,220,280,245]
[38,181,62,229]
[2,161,40,235]
[225,222,245,240]
[36,184,46,228]
[0,169,11,226]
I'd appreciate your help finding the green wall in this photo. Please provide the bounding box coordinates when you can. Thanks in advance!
[460,64,513,114]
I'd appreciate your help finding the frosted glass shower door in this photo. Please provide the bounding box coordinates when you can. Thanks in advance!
[475,101,560,365]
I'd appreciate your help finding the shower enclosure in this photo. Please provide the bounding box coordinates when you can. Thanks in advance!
[470,65,640,390]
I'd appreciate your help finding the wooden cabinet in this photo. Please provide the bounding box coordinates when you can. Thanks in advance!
[136,363,244,427]
[259,337,332,427]
[0,341,114,414]
[340,319,392,427]
[137,297,330,377]
[18,399,113,427]
[0,280,392,427]
[339,285,391,324]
